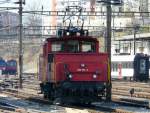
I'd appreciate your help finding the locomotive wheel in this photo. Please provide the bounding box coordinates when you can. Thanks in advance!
[53,98,64,105]
[48,92,54,101]
[44,93,48,99]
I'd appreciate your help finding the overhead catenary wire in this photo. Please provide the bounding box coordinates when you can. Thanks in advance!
[22,10,150,17]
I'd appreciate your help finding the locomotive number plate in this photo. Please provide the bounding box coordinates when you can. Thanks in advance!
[77,68,88,72]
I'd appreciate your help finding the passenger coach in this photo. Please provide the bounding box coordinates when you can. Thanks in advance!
[111,54,150,80]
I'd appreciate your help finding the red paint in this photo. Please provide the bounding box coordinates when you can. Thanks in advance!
[55,53,108,82]
[39,36,108,83]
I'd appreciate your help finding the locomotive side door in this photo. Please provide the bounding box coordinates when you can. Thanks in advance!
[48,54,54,82]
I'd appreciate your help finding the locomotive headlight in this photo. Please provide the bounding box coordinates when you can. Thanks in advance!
[76,32,80,36]
[93,74,97,79]
[81,63,85,68]
[69,74,73,78]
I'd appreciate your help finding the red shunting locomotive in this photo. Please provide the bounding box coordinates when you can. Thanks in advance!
[39,6,111,104]
[39,27,111,103]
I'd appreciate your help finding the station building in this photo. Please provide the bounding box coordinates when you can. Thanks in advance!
[0,11,19,38]
[112,33,150,55]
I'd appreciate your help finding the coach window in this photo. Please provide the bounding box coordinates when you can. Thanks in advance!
[125,62,128,68]
[130,62,133,68]
[128,62,130,68]
[128,62,131,68]
[8,61,16,66]
[82,41,96,52]
[122,62,125,68]
[126,62,129,68]
[112,63,117,71]
[112,63,115,71]
[123,62,126,68]
[124,62,127,68]
[114,63,117,71]
[111,63,114,71]
[0,61,6,66]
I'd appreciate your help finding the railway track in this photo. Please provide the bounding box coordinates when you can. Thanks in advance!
[1,77,150,113]
[113,86,150,93]
[22,79,150,99]
[1,88,148,113]
[113,81,150,88]
[112,81,150,99]
[112,89,150,99]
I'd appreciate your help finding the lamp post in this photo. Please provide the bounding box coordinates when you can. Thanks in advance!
[133,25,140,55]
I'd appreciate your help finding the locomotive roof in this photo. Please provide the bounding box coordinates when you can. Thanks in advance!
[46,36,98,42]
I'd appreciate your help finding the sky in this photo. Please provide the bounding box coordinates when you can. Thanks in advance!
[25,0,51,10]
[0,0,141,12]
[0,0,51,25]
[0,0,51,11]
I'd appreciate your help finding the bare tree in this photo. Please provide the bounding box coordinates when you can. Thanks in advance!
[24,1,42,36]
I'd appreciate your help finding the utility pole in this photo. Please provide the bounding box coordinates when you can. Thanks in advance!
[97,0,122,101]
[41,5,44,37]
[133,28,136,55]
[106,0,112,101]
[19,0,23,88]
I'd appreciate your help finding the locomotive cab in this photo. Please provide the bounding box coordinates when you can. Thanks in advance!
[39,26,110,103]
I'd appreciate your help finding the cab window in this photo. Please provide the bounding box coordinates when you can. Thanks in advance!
[7,61,17,66]
[82,41,95,52]
[51,42,65,52]
[67,40,79,52]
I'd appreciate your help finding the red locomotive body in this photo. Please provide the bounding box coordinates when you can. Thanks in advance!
[54,53,108,82]
[39,35,111,103]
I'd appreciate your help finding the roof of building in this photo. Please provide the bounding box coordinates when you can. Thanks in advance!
[115,32,150,41]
